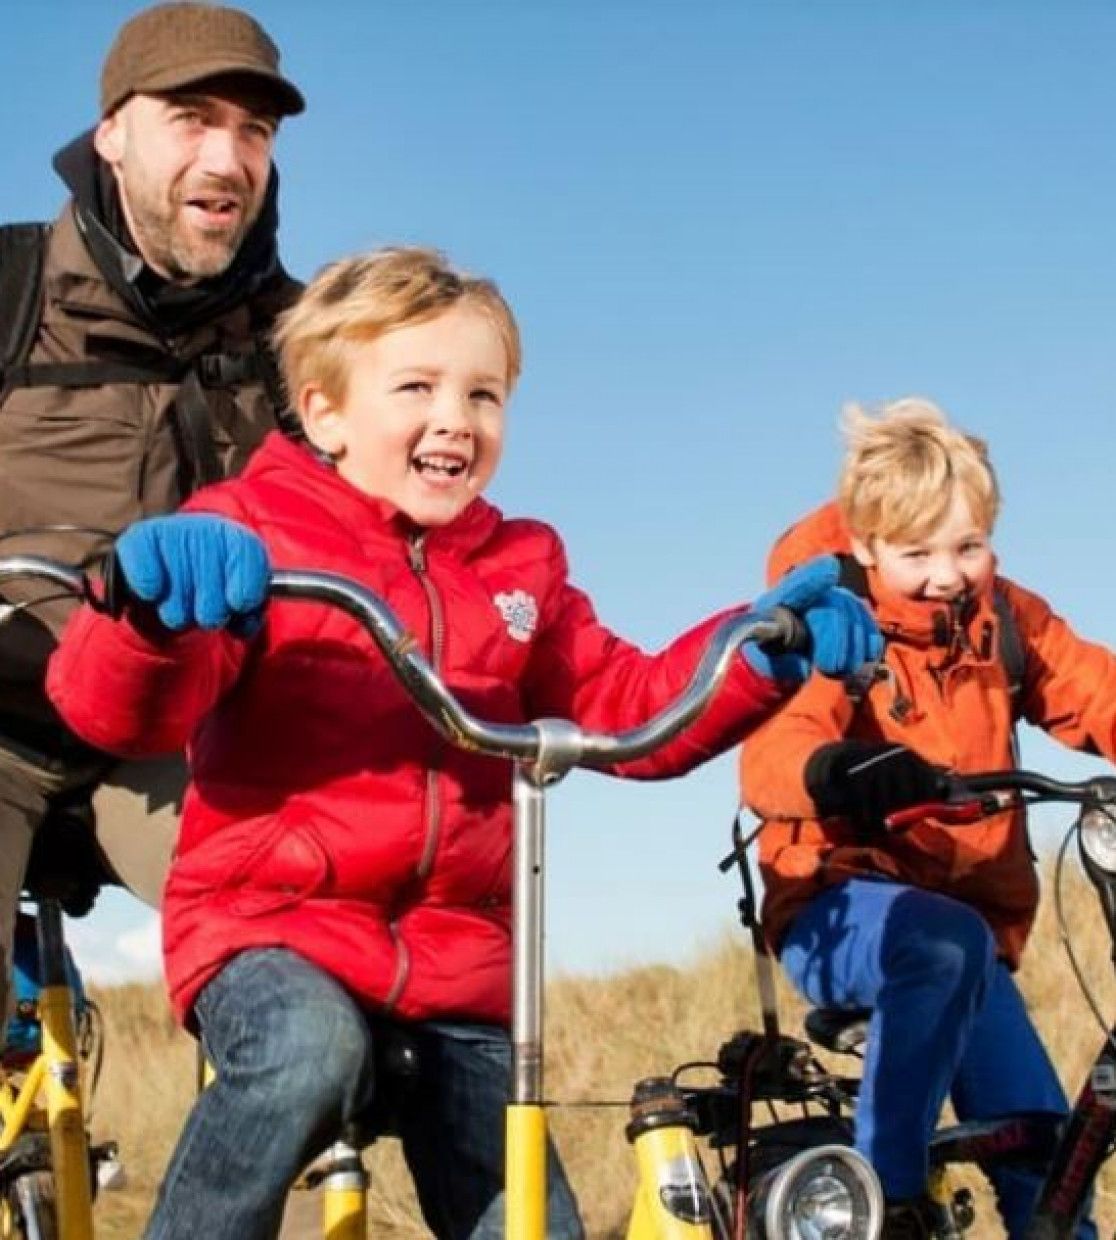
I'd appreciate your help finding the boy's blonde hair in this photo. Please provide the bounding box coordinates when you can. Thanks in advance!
[838,398,1000,543]
[274,247,522,404]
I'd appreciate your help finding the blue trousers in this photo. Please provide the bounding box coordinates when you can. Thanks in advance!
[780,879,1093,1239]
[144,948,584,1240]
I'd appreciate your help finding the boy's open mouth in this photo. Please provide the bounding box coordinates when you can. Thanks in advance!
[413,453,468,479]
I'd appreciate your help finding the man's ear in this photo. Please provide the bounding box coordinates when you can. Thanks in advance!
[299,384,346,459]
[93,112,125,166]
[850,534,876,568]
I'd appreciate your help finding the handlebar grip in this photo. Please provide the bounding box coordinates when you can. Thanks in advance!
[758,605,810,655]
[87,552,128,620]
[884,798,992,833]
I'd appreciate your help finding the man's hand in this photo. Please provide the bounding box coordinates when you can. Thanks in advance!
[743,555,882,683]
[805,739,949,835]
[112,515,270,633]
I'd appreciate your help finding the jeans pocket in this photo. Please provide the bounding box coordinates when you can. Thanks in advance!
[223,811,331,918]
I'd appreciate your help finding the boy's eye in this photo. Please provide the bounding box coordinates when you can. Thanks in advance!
[471,387,503,405]
[397,381,431,395]
[901,549,929,561]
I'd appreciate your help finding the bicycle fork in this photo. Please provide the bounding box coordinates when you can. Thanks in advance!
[37,899,93,1240]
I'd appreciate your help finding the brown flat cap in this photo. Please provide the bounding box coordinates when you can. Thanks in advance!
[100,2,305,118]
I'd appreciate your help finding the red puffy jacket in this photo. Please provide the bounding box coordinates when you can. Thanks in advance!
[48,433,784,1025]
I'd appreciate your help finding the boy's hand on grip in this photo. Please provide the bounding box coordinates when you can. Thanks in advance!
[743,554,882,683]
[113,515,270,634]
[805,739,949,835]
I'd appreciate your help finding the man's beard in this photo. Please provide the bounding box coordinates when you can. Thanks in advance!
[123,169,261,282]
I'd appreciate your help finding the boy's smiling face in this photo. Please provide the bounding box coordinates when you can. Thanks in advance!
[301,304,510,527]
[852,489,995,603]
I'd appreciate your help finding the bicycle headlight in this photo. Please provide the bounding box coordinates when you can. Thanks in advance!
[753,1145,883,1240]
[1079,804,1116,874]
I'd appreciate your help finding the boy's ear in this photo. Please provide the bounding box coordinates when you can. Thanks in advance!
[850,534,876,569]
[300,384,346,458]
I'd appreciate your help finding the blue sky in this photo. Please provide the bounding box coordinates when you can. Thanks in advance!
[4,2,1115,983]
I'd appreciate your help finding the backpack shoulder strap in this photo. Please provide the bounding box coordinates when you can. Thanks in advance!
[0,223,49,386]
[834,551,869,597]
[992,586,1026,716]
[832,552,883,705]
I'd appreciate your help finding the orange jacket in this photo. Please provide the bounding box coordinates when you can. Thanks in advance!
[740,501,1116,966]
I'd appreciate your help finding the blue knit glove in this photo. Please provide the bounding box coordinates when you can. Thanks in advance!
[743,555,881,683]
[113,515,270,633]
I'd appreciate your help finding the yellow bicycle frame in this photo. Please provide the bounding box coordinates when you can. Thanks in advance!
[0,900,94,1240]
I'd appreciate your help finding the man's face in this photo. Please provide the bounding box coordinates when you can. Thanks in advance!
[93,86,277,283]
[853,489,996,603]
[301,304,511,528]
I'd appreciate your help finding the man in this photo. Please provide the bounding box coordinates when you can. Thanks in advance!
[0,1,304,1012]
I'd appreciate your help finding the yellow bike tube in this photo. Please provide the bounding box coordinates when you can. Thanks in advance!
[626,1079,715,1240]
[0,1058,46,1152]
[320,1141,368,1240]
[506,766,550,1240]
[506,1104,546,1240]
[323,1185,366,1240]
[40,984,94,1240]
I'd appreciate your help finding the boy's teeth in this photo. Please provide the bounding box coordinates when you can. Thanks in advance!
[415,455,465,476]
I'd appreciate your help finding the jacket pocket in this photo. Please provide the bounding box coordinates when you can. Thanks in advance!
[222,810,332,918]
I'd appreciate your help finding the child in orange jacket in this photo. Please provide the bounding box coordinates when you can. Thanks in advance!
[740,398,1116,1238]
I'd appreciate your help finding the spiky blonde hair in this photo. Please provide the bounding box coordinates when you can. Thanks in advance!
[838,397,999,542]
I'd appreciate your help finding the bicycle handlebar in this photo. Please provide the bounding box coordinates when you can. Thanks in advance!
[0,555,804,777]
[884,769,1116,832]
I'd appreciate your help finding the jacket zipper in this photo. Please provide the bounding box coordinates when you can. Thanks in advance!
[383,926,411,1010]
[410,535,447,878]
[384,534,446,1011]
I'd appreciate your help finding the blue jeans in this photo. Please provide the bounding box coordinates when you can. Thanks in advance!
[780,879,1094,1239]
[144,948,584,1240]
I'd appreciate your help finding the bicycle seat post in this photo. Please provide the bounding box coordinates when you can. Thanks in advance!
[507,718,583,1240]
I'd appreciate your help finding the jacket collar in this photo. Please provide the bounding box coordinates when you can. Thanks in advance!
[866,566,1001,671]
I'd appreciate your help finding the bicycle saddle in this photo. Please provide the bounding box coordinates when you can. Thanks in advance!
[347,1023,424,1147]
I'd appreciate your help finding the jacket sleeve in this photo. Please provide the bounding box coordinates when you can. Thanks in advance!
[738,671,856,819]
[46,611,247,757]
[44,487,257,757]
[1004,578,1116,760]
[520,536,786,779]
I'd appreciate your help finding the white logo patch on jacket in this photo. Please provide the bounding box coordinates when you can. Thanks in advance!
[494,589,539,643]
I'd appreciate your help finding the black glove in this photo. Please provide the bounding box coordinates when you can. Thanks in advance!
[805,740,949,836]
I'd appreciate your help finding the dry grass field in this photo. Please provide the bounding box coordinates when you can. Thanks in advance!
[82,860,1115,1238]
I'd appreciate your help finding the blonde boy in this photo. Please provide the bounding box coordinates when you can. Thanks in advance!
[46,249,876,1240]
[740,398,1116,1237]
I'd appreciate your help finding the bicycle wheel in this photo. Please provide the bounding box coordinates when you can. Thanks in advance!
[7,1172,58,1240]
